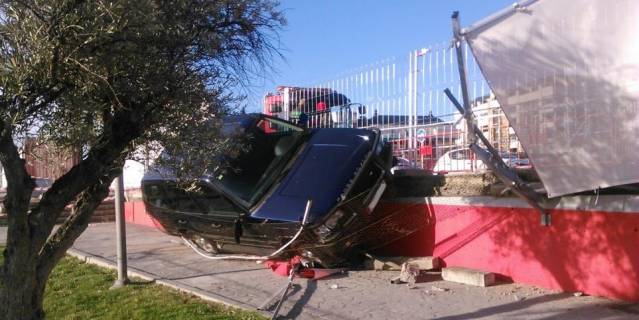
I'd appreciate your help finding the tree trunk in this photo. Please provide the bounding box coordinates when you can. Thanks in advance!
[1,207,47,320]
[1,167,119,319]
[0,124,42,319]
[1,253,47,320]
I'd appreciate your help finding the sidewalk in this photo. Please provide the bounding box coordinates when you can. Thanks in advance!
[1,223,637,319]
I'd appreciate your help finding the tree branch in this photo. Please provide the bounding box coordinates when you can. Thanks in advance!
[0,118,36,280]
[0,118,35,225]
[27,106,147,249]
[36,164,120,276]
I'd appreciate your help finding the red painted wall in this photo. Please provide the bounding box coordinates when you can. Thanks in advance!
[378,202,639,301]
[125,199,639,301]
[124,201,164,232]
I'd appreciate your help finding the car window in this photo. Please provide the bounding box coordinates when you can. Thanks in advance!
[214,117,304,207]
[144,183,240,215]
[256,118,303,134]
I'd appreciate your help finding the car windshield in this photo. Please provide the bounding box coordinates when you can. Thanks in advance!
[212,116,304,207]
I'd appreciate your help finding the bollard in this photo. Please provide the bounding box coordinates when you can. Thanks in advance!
[111,173,130,288]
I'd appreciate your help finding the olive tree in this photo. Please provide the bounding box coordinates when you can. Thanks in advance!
[0,0,284,318]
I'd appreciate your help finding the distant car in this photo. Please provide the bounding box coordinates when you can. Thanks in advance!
[432,148,487,173]
[432,148,529,173]
[500,152,531,167]
[142,114,422,267]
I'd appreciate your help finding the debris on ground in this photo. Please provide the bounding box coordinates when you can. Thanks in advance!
[377,255,443,287]
[399,262,420,285]
[389,262,439,286]
[430,285,449,292]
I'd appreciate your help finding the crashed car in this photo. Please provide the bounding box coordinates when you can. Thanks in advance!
[142,114,420,267]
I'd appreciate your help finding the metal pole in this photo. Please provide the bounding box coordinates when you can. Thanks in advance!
[412,50,419,150]
[452,11,476,145]
[111,172,130,288]
[448,11,550,226]
[460,0,539,36]
[407,50,414,150]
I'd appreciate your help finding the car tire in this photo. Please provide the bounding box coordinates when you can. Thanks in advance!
[192,234,219,254]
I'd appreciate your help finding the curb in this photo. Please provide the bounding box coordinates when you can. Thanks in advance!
[66,248,261,314]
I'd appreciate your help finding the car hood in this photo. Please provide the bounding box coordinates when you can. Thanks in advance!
[251,128,377,224]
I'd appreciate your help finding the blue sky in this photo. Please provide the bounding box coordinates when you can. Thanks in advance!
[246,0,515,111]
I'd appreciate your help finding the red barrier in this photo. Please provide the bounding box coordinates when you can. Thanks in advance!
[124,201,164,232]
[377,199,639,301]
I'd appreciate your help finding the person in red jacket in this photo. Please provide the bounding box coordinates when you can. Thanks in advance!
[316,100,328,127]
[316,100,327,112]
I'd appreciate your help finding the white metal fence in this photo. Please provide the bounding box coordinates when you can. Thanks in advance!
[263,42,527,172]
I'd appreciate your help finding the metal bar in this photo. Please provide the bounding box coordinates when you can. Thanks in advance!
[460,0,539,35]
[452,11,476,145]
[406,51,415,149]
[446,89,549,223]
[268,200,312,258]
[444,88,502,161]
[270,263,301,320]
[449,11,550,226]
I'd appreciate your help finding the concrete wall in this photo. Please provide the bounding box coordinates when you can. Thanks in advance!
[125,195,639,301]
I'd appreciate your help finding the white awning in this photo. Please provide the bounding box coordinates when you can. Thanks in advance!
[465,0,639,197]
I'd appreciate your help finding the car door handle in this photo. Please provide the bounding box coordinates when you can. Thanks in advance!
[177,219,187,225]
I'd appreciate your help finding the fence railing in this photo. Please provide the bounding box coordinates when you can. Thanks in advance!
[264,42,528,173]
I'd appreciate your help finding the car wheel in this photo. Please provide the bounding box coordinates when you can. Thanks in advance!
[192,234,219,254]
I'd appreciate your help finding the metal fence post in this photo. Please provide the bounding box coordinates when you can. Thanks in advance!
[111,172,130,288]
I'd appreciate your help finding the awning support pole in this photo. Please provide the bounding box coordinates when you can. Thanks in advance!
[449,11,550,226]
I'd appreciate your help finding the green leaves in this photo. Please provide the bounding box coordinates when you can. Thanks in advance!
[1,0,284,169]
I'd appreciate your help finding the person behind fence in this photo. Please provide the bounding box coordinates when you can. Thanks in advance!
[295,98,308,128]
[298,111,308,128]
[290,103,301,123]
[316,100,328,127]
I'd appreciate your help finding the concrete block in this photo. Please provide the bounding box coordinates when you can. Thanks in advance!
[364,256,441,271]
[441,267,495,287]
[363,258,400,271]
[406,256,441,270]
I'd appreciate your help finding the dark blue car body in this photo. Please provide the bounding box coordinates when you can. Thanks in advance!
[142,114,418,266]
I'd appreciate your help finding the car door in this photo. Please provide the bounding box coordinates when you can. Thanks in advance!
[181,185,295,248]
[173,185,241,242]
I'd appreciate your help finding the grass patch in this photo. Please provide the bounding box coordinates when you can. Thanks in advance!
[1,250,265,319]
